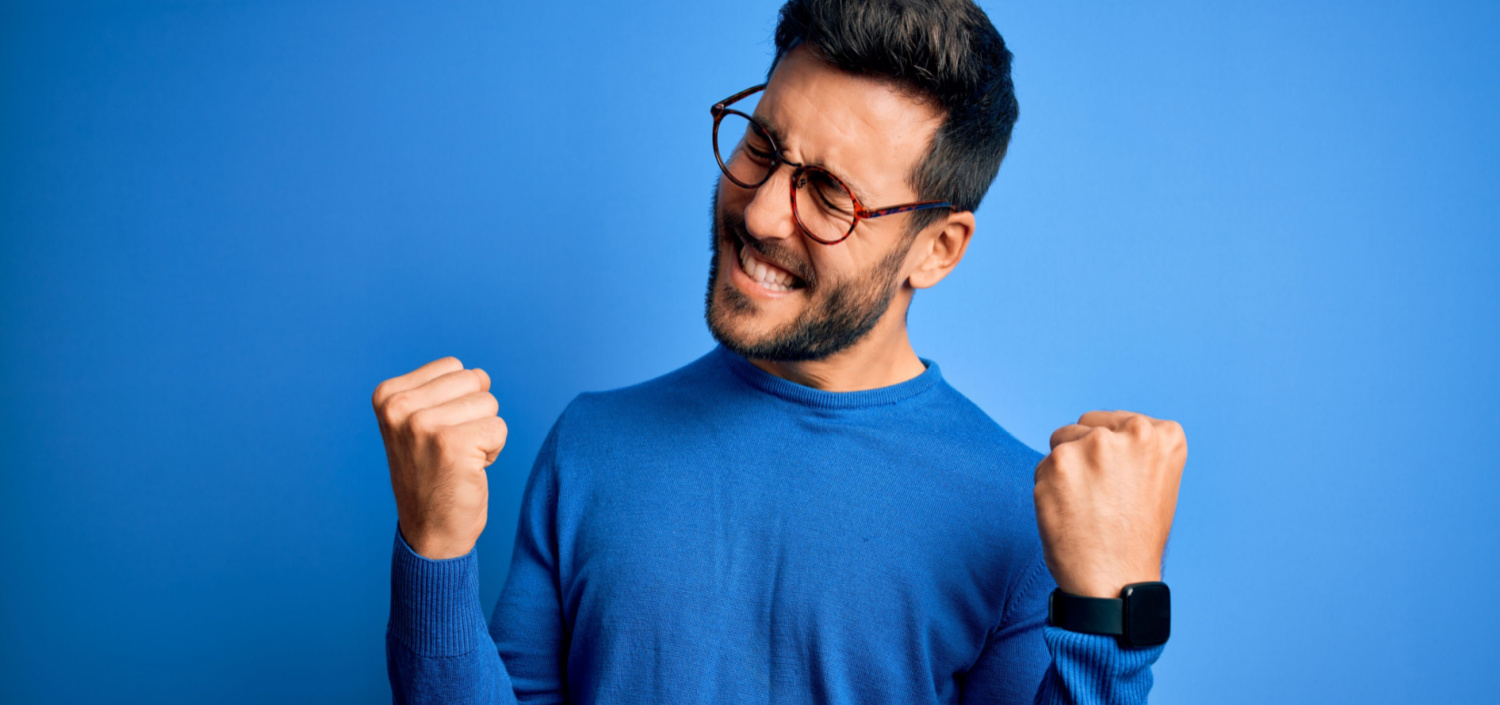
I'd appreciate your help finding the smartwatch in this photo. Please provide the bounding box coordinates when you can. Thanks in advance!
[1047,582,1171,648]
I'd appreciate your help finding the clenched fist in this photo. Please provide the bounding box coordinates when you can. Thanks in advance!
[1034,410,1187,598]
[373,357,508,560]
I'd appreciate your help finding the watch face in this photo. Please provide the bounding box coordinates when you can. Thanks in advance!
[1121,582,1171,647]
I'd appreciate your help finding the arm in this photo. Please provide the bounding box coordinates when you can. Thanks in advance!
[487,417,570,701]
[1033,626,1162,705]
[1001,409,1184,704]
[959,557,1162,705]
[387,527,517,705]
[374,358,570,704]
[386,420,569,704]
[960,555,1158,705]
[964,410,1184,703]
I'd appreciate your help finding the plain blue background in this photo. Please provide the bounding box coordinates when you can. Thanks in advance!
[2,0,1497,702]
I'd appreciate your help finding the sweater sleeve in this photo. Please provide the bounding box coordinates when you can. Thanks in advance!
[386,417,570,705]
[960,557,1164,704]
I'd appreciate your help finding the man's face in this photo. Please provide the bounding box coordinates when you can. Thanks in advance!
[705,46,945,361]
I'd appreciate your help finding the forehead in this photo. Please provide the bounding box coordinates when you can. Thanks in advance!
[756,46,944,203]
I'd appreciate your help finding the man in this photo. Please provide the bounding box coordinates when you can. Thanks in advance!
[374,1,1187,703]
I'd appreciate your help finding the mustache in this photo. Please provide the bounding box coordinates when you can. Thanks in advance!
[718,208,817,288]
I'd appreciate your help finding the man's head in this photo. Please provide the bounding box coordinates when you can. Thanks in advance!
[705,0,1018,362]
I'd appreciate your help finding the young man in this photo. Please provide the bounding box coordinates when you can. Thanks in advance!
[374,1,1187,703]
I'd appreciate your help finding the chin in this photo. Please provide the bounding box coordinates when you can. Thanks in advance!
[706,182,877,362]
[707,265,780,348]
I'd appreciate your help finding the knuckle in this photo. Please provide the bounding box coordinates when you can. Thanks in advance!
[1078,409,1114,425]
[1079,427,1108,446]
[385,391,415,418]
[372,380,393,407]
[435,427,470,457]
[1048,426,1073,448]
[407,408,436,436]
[431,430,457,457]
[1076,430,1110,460]
[1033,455,1052,478]
[1033,463,1058,489]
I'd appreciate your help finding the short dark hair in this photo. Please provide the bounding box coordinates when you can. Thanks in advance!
[770,0,1019,232]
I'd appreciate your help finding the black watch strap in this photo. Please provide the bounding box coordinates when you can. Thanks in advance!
[1048,582,1171,648]
[1048,590,1123,635]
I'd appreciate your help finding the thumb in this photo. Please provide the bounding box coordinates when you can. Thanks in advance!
[455,416,508,465]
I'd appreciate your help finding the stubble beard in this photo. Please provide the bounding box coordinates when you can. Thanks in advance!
[703,182,914,362]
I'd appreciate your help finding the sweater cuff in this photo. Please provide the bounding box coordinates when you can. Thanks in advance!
[388,525,490,658]
[1042,625,1163,703]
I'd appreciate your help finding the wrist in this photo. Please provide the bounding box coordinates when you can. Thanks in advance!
[1055,573,1160,599]
[1051,559,1161,599]
[397,519,477,560]
[388,526,489,657]
[1048,582,1172,648]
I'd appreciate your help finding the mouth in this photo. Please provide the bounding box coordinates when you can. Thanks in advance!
[730,233,808,294]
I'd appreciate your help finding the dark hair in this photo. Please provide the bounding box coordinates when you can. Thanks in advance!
[770,0,1019,233]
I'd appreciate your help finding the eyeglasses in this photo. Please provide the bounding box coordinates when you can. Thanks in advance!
[711,84,954,246]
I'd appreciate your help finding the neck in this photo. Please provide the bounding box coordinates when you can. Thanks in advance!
[747,293,925,392]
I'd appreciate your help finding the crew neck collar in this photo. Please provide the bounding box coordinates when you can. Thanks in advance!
[713,344,942,410]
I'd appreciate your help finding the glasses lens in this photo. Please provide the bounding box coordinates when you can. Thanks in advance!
[793,168,857,243]
[715,112,775,187]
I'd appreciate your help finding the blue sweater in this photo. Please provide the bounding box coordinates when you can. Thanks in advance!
[387,346,1163,704]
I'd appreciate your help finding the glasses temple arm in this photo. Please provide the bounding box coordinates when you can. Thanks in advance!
[712,83,768,114]
[862,201,956,219]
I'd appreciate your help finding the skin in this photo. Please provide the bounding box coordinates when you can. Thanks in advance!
[373,46,1188,600]
[704,47,968,389]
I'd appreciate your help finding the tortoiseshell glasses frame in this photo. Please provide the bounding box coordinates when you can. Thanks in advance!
[710,83,954,246]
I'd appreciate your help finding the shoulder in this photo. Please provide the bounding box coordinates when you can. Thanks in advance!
[547,347,733,446]
[908,376,1051,603]
[918,378,1046,471]
[901,378,1047,539]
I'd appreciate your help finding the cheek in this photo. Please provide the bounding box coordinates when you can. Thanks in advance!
[717,178,754,215]
[807,246,865,285]
[841,233,892,263]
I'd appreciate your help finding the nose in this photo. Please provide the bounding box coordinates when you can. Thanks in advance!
[740,164,801,246]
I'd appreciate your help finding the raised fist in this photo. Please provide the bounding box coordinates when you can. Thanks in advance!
[1034,410,1187,598]
[372,357,508,560]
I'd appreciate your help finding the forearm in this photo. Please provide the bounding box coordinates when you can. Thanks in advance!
[387,527,519,705]
[1032,626,1163,705]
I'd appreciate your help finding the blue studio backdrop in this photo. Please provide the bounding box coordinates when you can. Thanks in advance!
[2,1,1497,703]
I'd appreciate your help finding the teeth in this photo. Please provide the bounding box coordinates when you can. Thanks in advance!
[738,243,796,291]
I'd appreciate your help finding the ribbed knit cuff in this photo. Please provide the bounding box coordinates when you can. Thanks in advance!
[1040,625,1164,704]
[388,525,490,658]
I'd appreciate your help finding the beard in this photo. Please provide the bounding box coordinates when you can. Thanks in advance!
[703,181,914,362]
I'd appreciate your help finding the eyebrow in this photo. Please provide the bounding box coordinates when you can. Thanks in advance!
[753,111,876,207]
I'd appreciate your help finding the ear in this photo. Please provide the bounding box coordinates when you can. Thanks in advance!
[908,210,976,289]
